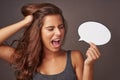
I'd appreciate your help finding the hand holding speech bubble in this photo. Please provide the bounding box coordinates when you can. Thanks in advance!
[78,21,111,45]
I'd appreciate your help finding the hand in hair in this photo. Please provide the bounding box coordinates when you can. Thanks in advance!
[23,15,33,26]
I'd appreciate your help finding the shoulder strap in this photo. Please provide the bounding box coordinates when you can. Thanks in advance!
[66,50,74,69]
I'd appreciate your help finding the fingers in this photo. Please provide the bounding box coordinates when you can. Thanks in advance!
[89,42,101,57]
[90,43,101,58]
[23,15,33,27]
[85,42,101,65]
[24,15,33,23]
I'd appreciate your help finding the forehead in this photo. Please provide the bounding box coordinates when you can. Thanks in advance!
[42,14,63,27]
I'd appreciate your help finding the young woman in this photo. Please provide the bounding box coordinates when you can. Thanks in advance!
[0,3,100,80]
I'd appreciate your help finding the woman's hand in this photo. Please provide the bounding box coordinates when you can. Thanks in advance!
[84,42,101,66]
[23,15,33,26]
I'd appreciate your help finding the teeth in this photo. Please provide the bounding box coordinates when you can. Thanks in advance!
[53,40,59,42]
[54,39,60,41]
[52,40,60,43]
[52,39,60,42]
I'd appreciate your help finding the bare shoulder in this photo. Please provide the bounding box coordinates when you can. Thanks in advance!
[70,50,84,79]
[71,50,84,61]
[70,50,84,68]
[0,44,15,63]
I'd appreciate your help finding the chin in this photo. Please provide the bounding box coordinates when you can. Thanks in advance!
[50,48,62,52]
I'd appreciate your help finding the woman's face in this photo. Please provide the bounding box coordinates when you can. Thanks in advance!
[41,14,65,52]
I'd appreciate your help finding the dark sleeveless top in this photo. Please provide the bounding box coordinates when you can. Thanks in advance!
[33,50,77,80]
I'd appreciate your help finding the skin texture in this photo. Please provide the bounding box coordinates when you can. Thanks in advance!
[41,14,65,52]
[0,8,100,80]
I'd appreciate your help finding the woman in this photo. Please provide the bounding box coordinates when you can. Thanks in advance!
[0,3,100,80]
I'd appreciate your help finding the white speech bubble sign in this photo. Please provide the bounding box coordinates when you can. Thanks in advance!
[78,21,111,45]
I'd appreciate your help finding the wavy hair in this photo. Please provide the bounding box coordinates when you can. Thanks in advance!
[11,3,66,80]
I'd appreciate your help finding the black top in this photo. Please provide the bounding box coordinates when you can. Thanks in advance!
[33,50,77,80]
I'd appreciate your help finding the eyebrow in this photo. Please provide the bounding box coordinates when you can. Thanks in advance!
[45,24,64,28]
[45,26,54,29]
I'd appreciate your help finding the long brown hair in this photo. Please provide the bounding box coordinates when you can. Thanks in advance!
[12,3,66,80]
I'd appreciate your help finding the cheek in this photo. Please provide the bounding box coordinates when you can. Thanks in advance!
[62,29,65,37]
[62,30,66,41]
[41,30,53,43]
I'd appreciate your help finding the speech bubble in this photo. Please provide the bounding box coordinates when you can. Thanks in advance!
[78,21,111,45]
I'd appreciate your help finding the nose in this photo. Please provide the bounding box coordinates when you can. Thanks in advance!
[55,28,61,36]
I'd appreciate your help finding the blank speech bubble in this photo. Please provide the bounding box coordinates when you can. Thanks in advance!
[78,21,111,45]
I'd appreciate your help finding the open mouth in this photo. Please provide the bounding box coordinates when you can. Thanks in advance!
[51,39,61,48]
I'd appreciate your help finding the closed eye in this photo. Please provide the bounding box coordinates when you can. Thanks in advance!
[46,26,54,31]
[58,24,65,29]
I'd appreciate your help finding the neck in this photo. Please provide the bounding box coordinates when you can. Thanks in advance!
[43,49,64,60]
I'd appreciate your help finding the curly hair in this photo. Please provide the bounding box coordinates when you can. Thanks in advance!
[11,3,66,80]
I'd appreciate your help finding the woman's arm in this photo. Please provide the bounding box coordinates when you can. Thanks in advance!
[0,15,33,45]
[0,15,33,62]
[71,50,84,80]
[83,43,101,80]
[74,43,100,80]
[0,45,15,63]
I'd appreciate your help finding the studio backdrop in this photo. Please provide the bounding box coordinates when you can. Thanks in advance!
[0,0,120,80]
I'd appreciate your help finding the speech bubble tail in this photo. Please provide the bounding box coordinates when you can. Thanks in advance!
[78,38,83,41]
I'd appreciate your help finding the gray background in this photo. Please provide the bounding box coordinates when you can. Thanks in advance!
[0,0,120,80]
